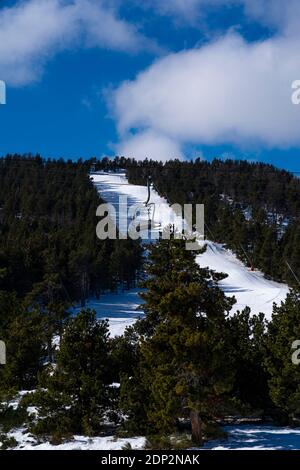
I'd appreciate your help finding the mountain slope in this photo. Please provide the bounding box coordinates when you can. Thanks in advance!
[92,171,288,320]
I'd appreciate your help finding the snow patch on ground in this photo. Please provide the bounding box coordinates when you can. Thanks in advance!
[92,171,289,320]
[6,428,145,450]
[202,425,300,450]
[2,172,293,451]
[73,288,144,337]
[3,392,145,450]
[7,423,300,450]
[4,394,300,450]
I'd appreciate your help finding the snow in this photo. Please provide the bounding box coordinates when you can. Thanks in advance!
[197,241,288,318]
[7,423,300,450]
[5,395,300,450]
[73,288,144,337]
[5,428,145,450]
[2,390,36,411]
[1,171,293,451]
[92,171,187,240]
[3,392,145,451]
[201,425,300,450]
[91,171,289,320]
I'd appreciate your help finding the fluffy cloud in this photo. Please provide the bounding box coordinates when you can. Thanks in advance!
[124,0,236,28]
[115,129,183,161]
[144,0,213,22]
[0,0,154,86]
[110,29,300,155]
[134,0,300,33]
[241,0,300,33]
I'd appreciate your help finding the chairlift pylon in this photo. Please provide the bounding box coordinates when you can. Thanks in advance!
[132,175,161,234]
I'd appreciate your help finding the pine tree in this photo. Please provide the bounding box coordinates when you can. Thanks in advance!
[24,273,69,362]
[32,309,113,437]
[227,307,268,411]
[0,292,45,391]
[265,290,300,423]
[121,237,235,445]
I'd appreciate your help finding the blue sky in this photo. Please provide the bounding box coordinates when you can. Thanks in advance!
[1,0,300,172]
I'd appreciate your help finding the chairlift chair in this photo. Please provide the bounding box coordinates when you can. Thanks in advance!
[132,175,161,233]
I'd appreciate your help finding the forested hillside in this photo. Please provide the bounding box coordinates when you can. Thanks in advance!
[0,154,141,396]
[1,155,300,449]
[95,157,300,286]
[0,155,142,301]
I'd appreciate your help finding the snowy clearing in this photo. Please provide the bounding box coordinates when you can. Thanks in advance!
[73,288,143,337]
[92,171,289,320]
[6,428,145,450]
[7,423,300,450]
[2,391,145,450]
[201,425,300,450]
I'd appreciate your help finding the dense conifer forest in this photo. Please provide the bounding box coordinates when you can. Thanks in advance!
[0,155,142,299]
[95,156,300,286]
[0,154,300,449]
[0,155,141,404]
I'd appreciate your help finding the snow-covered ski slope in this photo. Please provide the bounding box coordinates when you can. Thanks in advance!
[75,289,143,337]
[197,241,288,317]
[92,170,186,239]
[91,171,289,320]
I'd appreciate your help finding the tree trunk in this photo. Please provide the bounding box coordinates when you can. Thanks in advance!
[190,410,203,446]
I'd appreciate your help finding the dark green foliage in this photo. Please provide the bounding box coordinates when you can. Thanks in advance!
[31,310,114,437]
[0,155,142,397]
[145,433,192,450]
[0,403,30,434]
[0,434,18,450]
[0,155,142,301]
[120,237,236,444]
[110,326,140,379]
[1,154,300,444]
[265,291,300,423]
[97,156,300,287]
[227,308,269,411]
[0,291,45,390]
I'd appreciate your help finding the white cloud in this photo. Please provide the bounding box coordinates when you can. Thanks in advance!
[135,0,226,21]
[0,0,155,86]
[110,30,300,154]
[146,0,210,22]
[134,0,300,33]
[125,0,242,32]
[76,0,157,52]
[241,0,300,34]
[115,130,183,161]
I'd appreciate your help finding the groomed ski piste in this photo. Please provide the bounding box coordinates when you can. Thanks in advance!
[90,170,289,334]
[7,170,292,450]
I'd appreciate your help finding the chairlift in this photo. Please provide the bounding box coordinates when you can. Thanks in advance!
[132,175,161,233]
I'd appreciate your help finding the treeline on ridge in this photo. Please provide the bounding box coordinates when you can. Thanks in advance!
[0,154,142,301]
[0,154,300,449]
[94,156,300,286]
